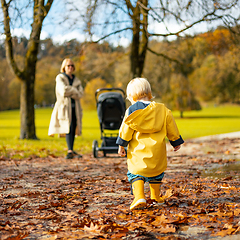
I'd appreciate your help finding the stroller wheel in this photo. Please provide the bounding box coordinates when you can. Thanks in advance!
[103,151,106,157]
[92,140,98,158]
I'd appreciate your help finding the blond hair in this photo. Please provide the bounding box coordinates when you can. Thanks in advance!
[126,78,153,103]
[60,58,75,73]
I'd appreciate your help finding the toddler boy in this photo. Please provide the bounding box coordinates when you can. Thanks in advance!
[116,78,184,210]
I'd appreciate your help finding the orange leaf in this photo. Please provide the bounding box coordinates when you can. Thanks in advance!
[151,214,168,226]
[163,188,173,200]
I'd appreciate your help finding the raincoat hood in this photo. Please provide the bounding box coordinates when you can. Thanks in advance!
[124,101,166,133]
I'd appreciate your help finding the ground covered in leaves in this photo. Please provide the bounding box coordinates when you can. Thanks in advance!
[0,137,240,240]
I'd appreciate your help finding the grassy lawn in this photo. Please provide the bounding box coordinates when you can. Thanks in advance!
[0,104,240,158]
[172,104,240,139]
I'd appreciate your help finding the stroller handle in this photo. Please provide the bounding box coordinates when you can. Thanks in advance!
[95,87,125,101]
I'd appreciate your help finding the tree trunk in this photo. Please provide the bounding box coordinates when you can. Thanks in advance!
[130,0,149,78]
[130,3,140,78]
[131,33,141,78]
[138,0,148,76]
[20,77,37,139]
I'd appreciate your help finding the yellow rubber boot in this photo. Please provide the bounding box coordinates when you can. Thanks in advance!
[149,183,164,203]
[130,179,146,210]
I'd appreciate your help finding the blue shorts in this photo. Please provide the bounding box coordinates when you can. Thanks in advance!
[127,171,165,183]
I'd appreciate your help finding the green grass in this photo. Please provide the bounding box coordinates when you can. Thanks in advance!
[177,117,240,139]
[0,104,240,158]
[0,108,101,158]
[172,104,240,139]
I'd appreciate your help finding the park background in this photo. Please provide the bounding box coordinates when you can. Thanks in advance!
[0,26,240,158]
[0,2,240,239]
[0,0,240,158]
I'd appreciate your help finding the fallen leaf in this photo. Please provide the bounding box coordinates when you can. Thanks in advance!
[84,222,101,233]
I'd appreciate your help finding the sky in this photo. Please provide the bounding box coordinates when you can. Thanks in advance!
[9,20,215,48]
[1,0,239,47]
[0,0,91,45]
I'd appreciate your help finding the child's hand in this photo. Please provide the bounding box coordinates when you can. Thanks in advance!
[118,146,126,157]
[174,145,181,151]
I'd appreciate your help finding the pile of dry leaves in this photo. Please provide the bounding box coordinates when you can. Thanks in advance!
[0,138,239,239]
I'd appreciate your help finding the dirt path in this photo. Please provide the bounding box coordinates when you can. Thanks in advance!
[0,137,240,239]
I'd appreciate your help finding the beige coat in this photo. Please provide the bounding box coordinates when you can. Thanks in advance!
[48,73,83,136]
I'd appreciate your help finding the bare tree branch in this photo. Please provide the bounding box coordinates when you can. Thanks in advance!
[92,27,132,43]
[147,46,182,65]
[0,0,23,79]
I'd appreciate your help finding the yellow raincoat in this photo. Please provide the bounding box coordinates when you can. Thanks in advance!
[117,101,183,177]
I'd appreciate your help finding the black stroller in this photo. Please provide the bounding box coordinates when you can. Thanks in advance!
[92,88,126,158]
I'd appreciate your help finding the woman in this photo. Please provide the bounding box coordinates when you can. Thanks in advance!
[48,58,84,159]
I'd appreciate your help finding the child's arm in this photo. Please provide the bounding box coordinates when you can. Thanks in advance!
[118,146,126,157]
[166,109,184,150]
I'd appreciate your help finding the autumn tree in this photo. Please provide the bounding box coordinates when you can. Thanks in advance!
[215,47,240,103]
[170,38,202,116]
[190,48,240,103]
[189,28,240,103]
[0,0,88,138]
[0,0,55,139]
[35,56,60,107]
[163,73,201,118]
[82,78,110,110]
[0,59,15,110]
[84,0,240,78]
[143,38,201,117]
[74,42,126,88]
